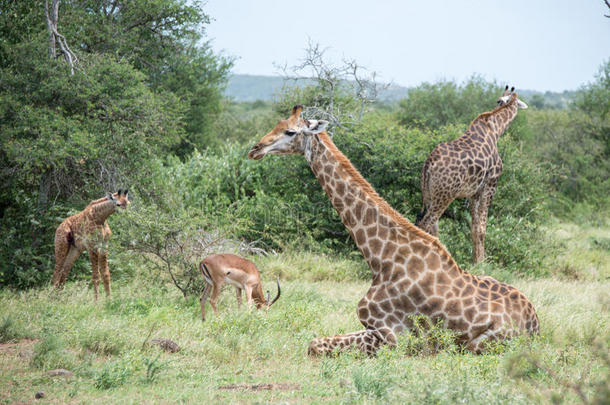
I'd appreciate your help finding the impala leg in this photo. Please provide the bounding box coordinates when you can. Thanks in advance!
[235,287,243,309]
[307,327,396,357]
[244,285,253,309]
[200,284,211,321]
[209,284,221,315]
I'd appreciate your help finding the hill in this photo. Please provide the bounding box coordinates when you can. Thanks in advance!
[224,74,576,107]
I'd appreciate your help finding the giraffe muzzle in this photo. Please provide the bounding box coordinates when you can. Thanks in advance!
[248,143,267,160]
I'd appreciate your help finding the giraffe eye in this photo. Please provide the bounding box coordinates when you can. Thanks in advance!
[285,130,297,136]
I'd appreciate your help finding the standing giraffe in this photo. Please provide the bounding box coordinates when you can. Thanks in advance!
[52,190,130,300]
[415,86,528,263]
[248,105,538,355]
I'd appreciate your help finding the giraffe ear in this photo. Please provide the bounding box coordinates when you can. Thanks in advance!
[291,105,303,117]
[303,120,329,135]
[516,99,528,109]
[106,192,116,201]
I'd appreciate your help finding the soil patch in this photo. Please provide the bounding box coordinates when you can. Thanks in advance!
[218,383,301,391]
[0,338,39,355]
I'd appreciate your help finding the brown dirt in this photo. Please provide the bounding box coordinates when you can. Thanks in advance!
[218,383,301,391]
[0,338,39,355]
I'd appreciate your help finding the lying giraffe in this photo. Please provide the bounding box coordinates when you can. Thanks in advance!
[415,86,528,263]
[249,105,538,355]
[52,190,130,300]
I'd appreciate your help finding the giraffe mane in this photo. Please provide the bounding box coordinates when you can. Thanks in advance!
[467,93,518,128]
[316,132,464,274]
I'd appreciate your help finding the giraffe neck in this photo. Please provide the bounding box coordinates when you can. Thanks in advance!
[88,200,117,224]
[304,133,431,278]
[468,102,518,145]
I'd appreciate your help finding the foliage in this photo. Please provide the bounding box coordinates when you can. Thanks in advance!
[397,75,502,129]
[0,0,230,288]
[524,60,610,207]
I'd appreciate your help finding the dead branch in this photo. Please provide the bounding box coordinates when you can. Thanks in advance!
[276,39,389,130]
[44,0,78,74]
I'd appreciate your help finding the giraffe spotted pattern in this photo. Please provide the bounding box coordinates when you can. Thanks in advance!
[415,87,528,263]
[249,105,538,356]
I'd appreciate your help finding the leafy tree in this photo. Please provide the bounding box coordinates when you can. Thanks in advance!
[0,0,231,287]
[396,76,501,129]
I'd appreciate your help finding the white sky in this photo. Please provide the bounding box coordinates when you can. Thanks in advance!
[203,0,610,92]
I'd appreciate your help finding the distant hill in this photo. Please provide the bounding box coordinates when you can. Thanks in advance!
[223,74,410,103]
[224,74,575,108]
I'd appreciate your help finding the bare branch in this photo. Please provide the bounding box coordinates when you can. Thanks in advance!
[276,40,389,131]
[44,0,78,74]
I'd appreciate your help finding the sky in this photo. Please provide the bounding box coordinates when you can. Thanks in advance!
[203,0,610,92]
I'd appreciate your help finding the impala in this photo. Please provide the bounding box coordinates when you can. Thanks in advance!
[199,253,280,320]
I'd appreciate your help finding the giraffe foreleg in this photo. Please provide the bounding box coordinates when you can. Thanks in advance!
[466,324,514,354]
[307,328,396,357]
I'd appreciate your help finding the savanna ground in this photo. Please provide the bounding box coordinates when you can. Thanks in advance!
[1,216,608,404]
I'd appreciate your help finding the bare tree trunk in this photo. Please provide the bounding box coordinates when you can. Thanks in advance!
[44,0,77,74]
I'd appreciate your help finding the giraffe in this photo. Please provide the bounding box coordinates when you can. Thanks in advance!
[52,189,130,300]
[415,86,528,263]
[248,105,538,355]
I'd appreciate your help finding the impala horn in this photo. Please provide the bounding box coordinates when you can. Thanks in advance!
[267,276,281,309]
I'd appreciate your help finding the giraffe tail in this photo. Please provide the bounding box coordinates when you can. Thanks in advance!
[415,159,432,226]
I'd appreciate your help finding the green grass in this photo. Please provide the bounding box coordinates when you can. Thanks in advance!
[0,220,608,403]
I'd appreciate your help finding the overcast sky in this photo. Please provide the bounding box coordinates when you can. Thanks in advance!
[203,0,609,92]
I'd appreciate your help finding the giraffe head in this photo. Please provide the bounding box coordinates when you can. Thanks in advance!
[106,189,130,210]
[248,105,329,160]
[496,85,528,109]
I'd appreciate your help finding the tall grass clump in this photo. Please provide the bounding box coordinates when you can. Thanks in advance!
[0,315,27,343]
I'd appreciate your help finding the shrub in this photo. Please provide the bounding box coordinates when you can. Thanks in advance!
[0,315,26,343]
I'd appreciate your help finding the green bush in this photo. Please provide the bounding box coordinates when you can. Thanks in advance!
[397,75,502,129]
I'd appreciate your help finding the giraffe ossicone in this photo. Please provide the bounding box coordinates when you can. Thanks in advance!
[249,105,538,355]
[415,86,528,263]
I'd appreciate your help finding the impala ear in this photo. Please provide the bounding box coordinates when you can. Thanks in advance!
[303,120,329,135]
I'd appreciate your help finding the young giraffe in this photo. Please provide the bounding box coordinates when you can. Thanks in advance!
[249,105,538,355]
[52,190,130,300]
[415,86,528,263]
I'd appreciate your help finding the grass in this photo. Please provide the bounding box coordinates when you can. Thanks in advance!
[0,220,608,403]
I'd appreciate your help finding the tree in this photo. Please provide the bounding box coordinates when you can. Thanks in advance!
[275,40,388,130]
[0,0,231,287]
[396,76,503,130]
